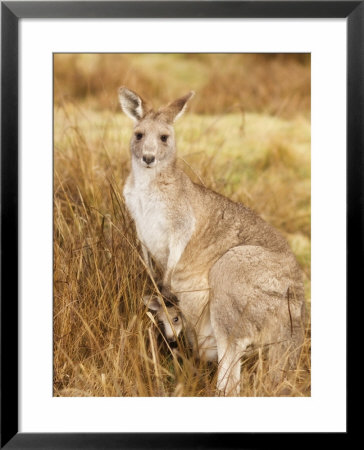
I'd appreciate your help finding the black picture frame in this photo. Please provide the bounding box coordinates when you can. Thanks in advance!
[1,1,360,448]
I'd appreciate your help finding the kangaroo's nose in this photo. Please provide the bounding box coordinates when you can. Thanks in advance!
[143,155,155,165]
[168,340,178,349]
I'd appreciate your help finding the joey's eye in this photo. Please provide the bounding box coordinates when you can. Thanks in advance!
[160,135,168,143]
[173,317,179,323]
[135,132,143,140]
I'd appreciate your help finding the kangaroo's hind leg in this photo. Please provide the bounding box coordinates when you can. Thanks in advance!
[209,245,305,393]
[214,337,241,396]
[215,336,253,396]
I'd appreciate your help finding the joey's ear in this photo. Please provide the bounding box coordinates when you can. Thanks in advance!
[119,87,148,122]
[159,91,195,123]
[142,295,162,312]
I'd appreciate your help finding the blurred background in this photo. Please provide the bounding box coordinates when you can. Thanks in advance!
[53,54,310,397]
[54,53,310,118]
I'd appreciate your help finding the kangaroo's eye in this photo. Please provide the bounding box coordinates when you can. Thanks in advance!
[173,317,179,323]
[160,135,168,143]
[135,132,143,140]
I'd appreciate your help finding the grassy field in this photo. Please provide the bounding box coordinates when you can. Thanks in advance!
[54,54,310,397]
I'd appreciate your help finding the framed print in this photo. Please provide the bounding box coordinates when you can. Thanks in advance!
[1,1,360,448]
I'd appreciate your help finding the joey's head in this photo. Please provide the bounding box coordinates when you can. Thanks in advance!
[119,87,194,170]
[143,293,183,346]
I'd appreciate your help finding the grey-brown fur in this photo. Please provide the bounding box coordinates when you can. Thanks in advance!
[120,87,306,395]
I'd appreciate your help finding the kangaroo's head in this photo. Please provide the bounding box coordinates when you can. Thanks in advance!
[119,87,194,170]
[143,293,183,346]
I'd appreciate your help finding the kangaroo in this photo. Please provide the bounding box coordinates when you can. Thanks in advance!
[142,291,182,348]
[120,87,306,395]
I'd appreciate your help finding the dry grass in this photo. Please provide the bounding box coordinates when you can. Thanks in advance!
[54,54,310,397]
[54,53,310,119]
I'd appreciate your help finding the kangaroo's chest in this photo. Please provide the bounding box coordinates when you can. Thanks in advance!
[123,178,169,266]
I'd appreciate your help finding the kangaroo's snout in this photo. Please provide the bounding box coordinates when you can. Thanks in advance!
[168,340,178,349]
[142,154,155,165]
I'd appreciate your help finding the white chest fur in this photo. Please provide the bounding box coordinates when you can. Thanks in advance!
[123,171,170,267]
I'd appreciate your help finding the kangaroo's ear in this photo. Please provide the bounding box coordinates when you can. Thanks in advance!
[119,87,147,122]
[160,91,195,123]
[142,295,162,312]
